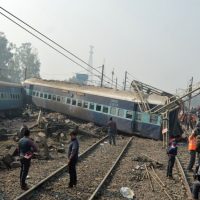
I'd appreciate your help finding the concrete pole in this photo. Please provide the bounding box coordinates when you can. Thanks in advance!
[100,65,104,87]
[124,70,127,90]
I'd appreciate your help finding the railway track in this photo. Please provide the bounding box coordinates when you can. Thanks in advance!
[11,136,194,200]
[97,137,189,200]
[14,136,132,200]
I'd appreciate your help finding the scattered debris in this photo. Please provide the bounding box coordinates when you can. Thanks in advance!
[57,148,65,153]
[120,187,135,199]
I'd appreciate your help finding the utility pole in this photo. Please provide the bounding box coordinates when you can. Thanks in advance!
[100,64,104,87]
[124,70,127,90]
[115,77,118,90]
[188,77,193,111]
[111,68,114,88]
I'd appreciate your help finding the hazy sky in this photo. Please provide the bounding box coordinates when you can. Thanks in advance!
[0,0,200,93]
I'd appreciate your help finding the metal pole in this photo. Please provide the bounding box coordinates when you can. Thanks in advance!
[188,77,193,111]
[100,65,104,87]
[115,78,118,89]
[124,70,127,90]
[111,68,114,88]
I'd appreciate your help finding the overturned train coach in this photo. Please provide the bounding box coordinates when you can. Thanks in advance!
[23,78,181,140]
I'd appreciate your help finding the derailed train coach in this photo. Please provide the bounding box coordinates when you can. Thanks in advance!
[23,78,178,140]
[0,81,23,114]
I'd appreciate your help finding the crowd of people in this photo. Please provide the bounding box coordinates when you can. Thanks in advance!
[17,115,200,199]
[17,117,117,190]
[167,120,200,200]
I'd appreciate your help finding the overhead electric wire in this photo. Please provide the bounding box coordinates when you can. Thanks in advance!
[0,7,122,88]
[0,7,102,75]
[127,71,138,80]
[0,11,91,72]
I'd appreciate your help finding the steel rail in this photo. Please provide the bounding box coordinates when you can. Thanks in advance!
[14,135,108,200]
[176,157,193,200]
[88,136,133,200]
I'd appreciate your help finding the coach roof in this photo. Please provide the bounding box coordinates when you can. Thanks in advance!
[24,78,168,105]
[0,81,22,88]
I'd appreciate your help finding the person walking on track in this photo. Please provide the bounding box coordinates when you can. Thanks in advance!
[67,130,79,188]
[107,117,117,145]
[187,131,197,172]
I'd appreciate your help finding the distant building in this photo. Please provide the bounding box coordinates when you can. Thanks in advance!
[75,73,88,84]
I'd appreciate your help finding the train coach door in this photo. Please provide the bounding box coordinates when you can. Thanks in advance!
[131,104,139,132]
[25,84,34,104]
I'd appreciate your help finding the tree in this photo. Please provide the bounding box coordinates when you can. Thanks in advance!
[0,33,41,83]
[7,44,22,83]
[0,32,13,82]
[16,43,40,81]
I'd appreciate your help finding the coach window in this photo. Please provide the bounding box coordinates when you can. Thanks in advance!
[52,95,56,101]
[40,93,43,98]
[89,102,95,110]
[118,109,125,118]
[77,100,82,107]
[10,94,12,99]
[48,94,52,100]
[66,98,71,104]
[110,107,117,116]
[96,104,102,112]
[32,91,36,96]
[102,106,109,113]
[36,92,39,97]
[126,111,133,119]
[72,99,76,106]
[83,101,88,109]
[57,96,60,102]
[44,94,47,99]
[18,94,20,99]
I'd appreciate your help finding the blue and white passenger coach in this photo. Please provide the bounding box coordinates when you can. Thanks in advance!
[24,78,168,139]
[0,81,23,112]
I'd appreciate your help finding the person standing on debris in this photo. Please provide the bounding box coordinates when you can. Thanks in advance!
[192,164,200,200]
[107,117,117,145]
[67,130,79,188]
[166,141,178,178]
[19,124,29,139]
[187,130,198,172]
[18,129,37,190]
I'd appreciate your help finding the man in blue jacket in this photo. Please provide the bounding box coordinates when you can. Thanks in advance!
[166,141,178,179]
[68,130,79,188]
[18,129,37,190]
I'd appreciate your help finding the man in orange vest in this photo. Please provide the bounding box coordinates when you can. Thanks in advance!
[187,131,198,172]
